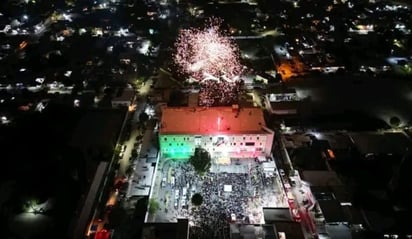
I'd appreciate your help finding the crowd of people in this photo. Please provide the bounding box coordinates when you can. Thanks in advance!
[188,172,248,238]
[155,159,281,238]
[188,162,273,238]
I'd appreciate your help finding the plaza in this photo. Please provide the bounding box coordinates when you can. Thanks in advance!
[147,156,288,237]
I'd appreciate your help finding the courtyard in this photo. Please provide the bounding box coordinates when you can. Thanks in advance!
[147,157,288,237]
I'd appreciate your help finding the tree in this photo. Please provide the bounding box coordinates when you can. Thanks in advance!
[148,199,159,214]
[189,148,211,175]
[390,116,401,127]
[191,193,203,206]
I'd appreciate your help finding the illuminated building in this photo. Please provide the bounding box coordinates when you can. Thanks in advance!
[111,88,135,108]
[159,105,274,161]
[263,88,301,115]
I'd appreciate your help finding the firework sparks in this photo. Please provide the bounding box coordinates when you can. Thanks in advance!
[174,20,242,81]
[174,18,243,106]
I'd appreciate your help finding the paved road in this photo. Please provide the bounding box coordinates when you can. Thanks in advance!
[118,97,146,173]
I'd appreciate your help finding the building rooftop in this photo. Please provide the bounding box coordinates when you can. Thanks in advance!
[318,133,353,151]
[142,219,189,239]
[69,109,125,149]
[325,224,353,239]
[160,106,267,135]
[262,208,293,223]
[273,221,306,239]
[301,170,343,187]
[349,131,412,156]
[317,199,347,223]
[112,88,135,103]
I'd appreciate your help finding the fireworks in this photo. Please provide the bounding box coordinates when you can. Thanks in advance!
[174,18,244,106]
[198,80,244,106]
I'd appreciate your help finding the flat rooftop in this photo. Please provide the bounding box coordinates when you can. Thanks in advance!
[160,106,267,135]
[69,109,125,149]
[349,131,412,155]
[317,199,347,223]
[112,88,135,102]
[301,170,343,187]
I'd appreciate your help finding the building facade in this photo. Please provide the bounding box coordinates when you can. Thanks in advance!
[159,106,274,160]
[111,88,135,108]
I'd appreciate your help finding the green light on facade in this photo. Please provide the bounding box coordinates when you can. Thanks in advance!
[161,143,193,161]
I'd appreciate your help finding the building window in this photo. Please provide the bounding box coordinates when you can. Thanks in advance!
[245,142,255,146]
[169,143,171,146]
[181,143,183,146]
[164,138,167,141]
[240,143,243,146]
[257,137,259,140]
[243,137,245,140]
[210,137,213,141]
[234,143,236,146]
